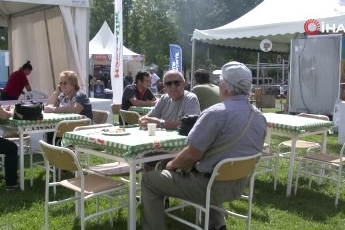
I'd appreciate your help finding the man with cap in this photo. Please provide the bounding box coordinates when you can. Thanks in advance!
[140,61,267,230]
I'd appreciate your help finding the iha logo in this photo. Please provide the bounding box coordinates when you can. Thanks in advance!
[304,19,345,35]
[304,19,321,35]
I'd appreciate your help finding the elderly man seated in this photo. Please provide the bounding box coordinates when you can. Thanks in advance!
[139,70,200,170]
[140,62,267,230]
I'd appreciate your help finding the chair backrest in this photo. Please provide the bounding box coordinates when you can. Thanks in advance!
[298,113,330,121]
[74,123,113,131]
[111,104,121,115]
[252,88,262,109]
[92,110,109,124]
[212,153,262,182]
[40,140,80,172]
[53,118,92,145]
[119,109,140,125]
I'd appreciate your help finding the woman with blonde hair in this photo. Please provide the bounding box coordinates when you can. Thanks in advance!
[44,70,93,143]
[45,70,92,118]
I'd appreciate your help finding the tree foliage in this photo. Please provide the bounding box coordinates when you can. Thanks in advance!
[89,0,271,73]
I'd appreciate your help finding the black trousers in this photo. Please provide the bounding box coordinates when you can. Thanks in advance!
[0,137,18,186]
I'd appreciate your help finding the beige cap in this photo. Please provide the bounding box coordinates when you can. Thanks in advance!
[221,61,252,91]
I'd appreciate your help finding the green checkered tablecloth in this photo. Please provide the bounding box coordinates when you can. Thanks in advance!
[129,106,153,115]
[264,113,333,133]
[62,127,187,159]
[1,113,86,127]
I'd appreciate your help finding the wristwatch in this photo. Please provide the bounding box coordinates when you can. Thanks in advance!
[160,119,165,129]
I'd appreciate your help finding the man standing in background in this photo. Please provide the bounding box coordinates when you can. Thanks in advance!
[149,68,160,93]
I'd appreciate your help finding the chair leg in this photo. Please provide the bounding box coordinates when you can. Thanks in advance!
[45,167,50,230]
[274,154,279,191]
[30,149,33,187]
[53,167,57,196]
[109,197,114,227]
[96,196,100,223]
[294,161,302,195]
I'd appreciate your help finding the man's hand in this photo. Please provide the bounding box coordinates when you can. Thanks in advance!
[139,116,160,130]
[5,104,13,111]
[44,106,56,113]
[166,160,176,170]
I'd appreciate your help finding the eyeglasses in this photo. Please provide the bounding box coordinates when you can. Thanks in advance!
[59,81,68,86]
[164,80,182,87]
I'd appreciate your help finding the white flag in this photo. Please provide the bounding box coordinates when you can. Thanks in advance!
[111,0,123,104]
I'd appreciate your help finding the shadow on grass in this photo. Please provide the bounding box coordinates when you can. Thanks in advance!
[251,177,345,224]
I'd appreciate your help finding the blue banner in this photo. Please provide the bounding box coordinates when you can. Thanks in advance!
[169,44,182,72]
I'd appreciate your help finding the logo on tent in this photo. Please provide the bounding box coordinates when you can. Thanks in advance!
[304,19,345,35]
[304,19,321,35]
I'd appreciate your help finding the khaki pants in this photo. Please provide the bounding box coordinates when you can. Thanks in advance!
[140,170,247,230]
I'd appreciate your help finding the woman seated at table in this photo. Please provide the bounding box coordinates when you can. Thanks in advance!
[44,70,93,144]
[0,105,19,191]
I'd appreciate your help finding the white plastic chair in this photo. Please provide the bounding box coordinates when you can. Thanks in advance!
[294,142,345,206]
[255,143,279,190]
[40,140,127,230]
[277,113,330,161]
[119,109,140,125]
[165,152,262,230]
[92,109,109,124]
[32,118,92,189]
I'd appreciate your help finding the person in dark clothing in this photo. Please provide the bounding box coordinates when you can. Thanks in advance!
[121,71,156,111]
[0,105,18,191]
[101,73,110,89]
[123,71,134,89]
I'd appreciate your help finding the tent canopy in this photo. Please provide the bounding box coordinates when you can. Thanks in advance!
[89,21,144,58]
[192,0,345,52]
[89,21,145,76]
[0,0,90,95]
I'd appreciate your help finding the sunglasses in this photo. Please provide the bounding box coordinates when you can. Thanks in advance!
[164,80,182,87]
[59,81,68,86]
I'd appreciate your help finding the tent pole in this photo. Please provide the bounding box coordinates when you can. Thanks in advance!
[85,0,92,96]
[44,10,56,91]
[256,52,260,87]
[7,18,12,74]
[190,38,195,88]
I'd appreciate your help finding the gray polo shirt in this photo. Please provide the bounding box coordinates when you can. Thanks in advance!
[188,95,267,173]
[148,91,200,121]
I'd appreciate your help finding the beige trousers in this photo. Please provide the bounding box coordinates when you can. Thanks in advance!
[140,170,247,230]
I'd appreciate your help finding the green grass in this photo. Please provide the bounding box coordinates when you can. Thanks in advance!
[1,102,345,229]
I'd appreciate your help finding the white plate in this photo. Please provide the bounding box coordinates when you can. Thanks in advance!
[101,131,131,136]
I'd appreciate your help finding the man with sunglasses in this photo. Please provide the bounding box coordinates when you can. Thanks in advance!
[139,70,200,171]
[139,70,200,131]
[140,62,267,230]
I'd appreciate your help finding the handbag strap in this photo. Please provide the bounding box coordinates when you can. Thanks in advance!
[204,106,255,158]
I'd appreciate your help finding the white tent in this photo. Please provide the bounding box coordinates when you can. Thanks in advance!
[192,0,345,53]
[89,21,145,76]
[0,0,91,95]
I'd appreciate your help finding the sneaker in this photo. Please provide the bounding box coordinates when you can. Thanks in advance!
[6,184,19,191]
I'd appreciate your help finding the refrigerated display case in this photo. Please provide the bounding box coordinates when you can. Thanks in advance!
[289,34,342,116]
